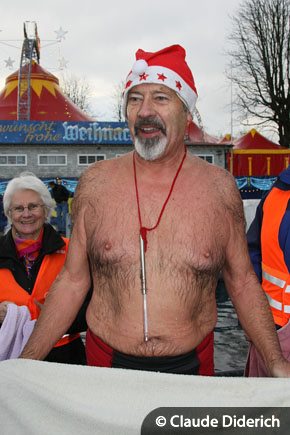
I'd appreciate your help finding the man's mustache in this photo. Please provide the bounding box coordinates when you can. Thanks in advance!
[134,117,166,135]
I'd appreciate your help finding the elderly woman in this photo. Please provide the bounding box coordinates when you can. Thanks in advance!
[0,173,89,364]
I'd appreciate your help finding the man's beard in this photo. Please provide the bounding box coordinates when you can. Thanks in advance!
[134,135,167,161]
[134,117,167,161]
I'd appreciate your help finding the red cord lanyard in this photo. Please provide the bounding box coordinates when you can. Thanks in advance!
[133,147,187,341]
[133,147,187,252]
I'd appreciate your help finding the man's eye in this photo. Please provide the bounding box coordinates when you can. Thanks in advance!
[128,96,142,103]
[14,206,24,212]
[155,95,168,101]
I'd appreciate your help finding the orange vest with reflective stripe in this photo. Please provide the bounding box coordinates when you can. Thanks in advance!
[261,187,290,326]
[0,238,79,347]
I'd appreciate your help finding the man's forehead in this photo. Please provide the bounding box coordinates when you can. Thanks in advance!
[129,83,176,95]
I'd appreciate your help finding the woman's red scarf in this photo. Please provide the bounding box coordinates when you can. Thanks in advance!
[14,228,44,277]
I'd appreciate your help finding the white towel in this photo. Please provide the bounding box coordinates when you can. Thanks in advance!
[0,303,35,360]
[0,359,290,435]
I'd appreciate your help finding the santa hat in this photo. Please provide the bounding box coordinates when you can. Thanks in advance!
[122,44,197,116]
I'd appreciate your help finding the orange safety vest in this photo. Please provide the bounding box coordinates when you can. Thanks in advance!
[0,238,79,347]
[261,187,290,326]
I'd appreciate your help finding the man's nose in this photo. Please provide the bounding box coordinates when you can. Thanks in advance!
[137,97,155,118]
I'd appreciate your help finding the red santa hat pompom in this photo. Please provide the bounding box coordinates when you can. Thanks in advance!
[122,44,198,116]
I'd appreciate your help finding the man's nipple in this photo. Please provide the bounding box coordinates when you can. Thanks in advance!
[104,242,112,250]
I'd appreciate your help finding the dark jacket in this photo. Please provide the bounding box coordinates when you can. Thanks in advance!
[50,184,70,203]
[0,223,91,363]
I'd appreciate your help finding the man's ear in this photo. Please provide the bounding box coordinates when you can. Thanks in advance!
[186,111,193,127]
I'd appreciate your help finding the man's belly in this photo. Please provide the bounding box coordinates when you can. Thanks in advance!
[86,298,217,357]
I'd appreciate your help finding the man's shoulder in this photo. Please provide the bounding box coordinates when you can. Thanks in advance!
[59,184,69,192]
[275,167,290,190]
[188,154,233,183]
[77,153,132,191]
[82,153,132,178]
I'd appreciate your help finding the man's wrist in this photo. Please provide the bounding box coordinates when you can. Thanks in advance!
[267,357,290,377]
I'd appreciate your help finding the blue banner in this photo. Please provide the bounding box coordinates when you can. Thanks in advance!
[235,176,276,192]
[0,121,132,145]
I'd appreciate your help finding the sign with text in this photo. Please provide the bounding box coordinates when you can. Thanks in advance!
[0,121,132,145]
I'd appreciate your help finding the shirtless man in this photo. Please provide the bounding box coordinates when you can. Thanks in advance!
[21,44,290,376]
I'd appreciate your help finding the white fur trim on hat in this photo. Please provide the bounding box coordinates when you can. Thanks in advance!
[122,62,197,117]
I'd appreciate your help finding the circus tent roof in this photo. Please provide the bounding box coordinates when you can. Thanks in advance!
[218,133,233,145]
[186,120,219,144]
[0,62,93,121]
[232,128,283,150]
[228,128,289,179]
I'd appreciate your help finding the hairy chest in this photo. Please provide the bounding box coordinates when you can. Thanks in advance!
[85,187,228,276]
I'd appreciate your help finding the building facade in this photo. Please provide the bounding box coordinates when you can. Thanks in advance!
[0,120,231,181]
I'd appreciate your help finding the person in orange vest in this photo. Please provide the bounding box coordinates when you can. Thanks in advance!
[248,167,290,328]
[0,172,90,364]
[246,167,290,375]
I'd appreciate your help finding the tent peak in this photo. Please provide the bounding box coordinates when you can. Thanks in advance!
[250,128,258,138]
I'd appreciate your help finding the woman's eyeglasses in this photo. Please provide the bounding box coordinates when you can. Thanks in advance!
[9,203,46,215]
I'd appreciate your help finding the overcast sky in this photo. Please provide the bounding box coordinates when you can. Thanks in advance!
[0,0,247,138]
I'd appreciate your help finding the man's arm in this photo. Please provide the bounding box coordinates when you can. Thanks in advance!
[62,185,70,201]
[66,286,93,334]
[220,174,290,377]
[20,177,91,360]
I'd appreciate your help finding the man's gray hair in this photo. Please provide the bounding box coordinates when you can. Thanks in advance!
[3,172,55,222]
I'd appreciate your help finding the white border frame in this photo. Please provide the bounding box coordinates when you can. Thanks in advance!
[38,154,67,166]
[77,154,106,166]
[0,154,27,166]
